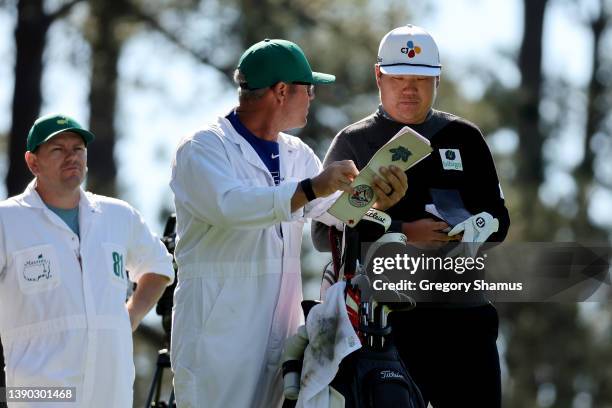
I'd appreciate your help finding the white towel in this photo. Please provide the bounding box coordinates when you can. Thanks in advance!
[297,281,361,408]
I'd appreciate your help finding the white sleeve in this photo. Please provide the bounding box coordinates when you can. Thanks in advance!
[126,206,174,284]
[170,134,298,230]
[298,149,344,230]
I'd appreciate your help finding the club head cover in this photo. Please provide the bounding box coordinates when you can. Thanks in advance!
[363,232,408,273]
[355,208,391,243]
[351,274,373,303]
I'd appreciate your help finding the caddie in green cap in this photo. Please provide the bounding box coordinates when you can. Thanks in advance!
[237,38,336,89]
[23,113,95,202]
[0,114,175,406]
[27,113,95,152]
[169,38,408,408]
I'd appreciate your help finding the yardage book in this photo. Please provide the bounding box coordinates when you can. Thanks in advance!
[328,126,433,226]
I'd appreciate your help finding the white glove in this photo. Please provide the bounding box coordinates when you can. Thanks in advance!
[447,212,499,258]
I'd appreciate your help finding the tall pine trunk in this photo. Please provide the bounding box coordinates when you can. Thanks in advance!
[6,0,48,196]
[85,0,127,196]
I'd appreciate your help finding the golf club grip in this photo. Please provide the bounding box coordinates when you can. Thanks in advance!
[343,226,360,279]
[329,226,343,280]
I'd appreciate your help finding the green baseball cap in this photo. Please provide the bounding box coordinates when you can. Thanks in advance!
[238,39,335,89]
[27,114,95,152]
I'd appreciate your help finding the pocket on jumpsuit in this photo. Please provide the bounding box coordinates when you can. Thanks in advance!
[101,243,129,291]
[172,277,226,407]
[13,244,61,295]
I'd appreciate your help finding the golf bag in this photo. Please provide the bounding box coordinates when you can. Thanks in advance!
[329,344,424,408]
[282,209,425,408]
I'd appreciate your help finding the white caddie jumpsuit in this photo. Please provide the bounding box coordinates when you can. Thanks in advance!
[0,181,174,408]
[170,116,340,408]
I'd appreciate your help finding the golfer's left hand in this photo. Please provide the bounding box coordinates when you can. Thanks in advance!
[372,165,408,211]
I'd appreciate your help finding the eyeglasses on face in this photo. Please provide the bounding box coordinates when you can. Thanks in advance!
[292,81,315,97]
[243,81,315,97]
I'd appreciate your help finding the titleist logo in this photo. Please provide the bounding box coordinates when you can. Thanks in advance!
[365,210,387,225]
[380,370,403,380]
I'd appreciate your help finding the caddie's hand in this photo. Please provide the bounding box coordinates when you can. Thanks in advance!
[402,218,461,250]
[312,160,359,197]
[372,165,408,211]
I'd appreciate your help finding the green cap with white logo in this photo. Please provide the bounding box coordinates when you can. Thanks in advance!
[237,39,335,89]
[27,114,95,152]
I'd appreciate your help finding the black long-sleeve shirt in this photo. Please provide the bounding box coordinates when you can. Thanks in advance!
[312,106,510,251]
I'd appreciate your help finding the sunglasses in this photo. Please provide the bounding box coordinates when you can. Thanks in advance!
[292,81,315,97]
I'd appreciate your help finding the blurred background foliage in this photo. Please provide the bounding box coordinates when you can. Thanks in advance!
[0,0,611,407]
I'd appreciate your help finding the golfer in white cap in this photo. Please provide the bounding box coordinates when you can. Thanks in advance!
[313,24,510,407]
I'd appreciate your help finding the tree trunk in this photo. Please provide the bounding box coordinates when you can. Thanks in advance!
[572,0,608,241]
[6,0,49,196]
[514,0,552,241]
[578,2,606,179]
[517,0,548,188]
[85,0,127,196]
[239,0,268,48]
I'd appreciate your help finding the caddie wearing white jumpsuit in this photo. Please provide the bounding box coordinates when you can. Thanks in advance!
[0,114,175,407]
[170,39,408,408]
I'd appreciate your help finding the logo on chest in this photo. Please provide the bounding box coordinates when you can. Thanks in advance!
[23,253,52,282]
[439,148,463,171]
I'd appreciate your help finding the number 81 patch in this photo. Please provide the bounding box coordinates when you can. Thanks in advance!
[102,242,128,288]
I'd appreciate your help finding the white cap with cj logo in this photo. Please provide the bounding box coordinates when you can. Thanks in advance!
[377,24,442,77]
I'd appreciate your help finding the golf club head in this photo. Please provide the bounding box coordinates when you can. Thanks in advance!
[373,274,402,303]
[360,301,370,323]
[398,292,416,308]
[383,292,417,313]
[351,274,373,303]
[379,304,392,328]
[378,304,393,349]
[369,298,378,324]
[363,232,408,273]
